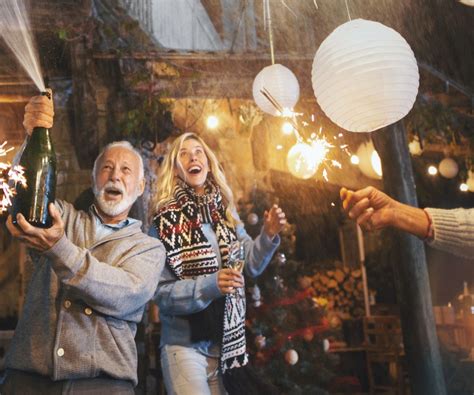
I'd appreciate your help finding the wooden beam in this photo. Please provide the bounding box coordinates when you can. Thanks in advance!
[93,52,315,99]
[0,94,29,103]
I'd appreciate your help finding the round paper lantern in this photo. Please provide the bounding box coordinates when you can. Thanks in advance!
[466,170,474,192]
[253,64,300,116]
[439,158,459,179]
[287,143,319,179]
[356,141,382,180]
[459,0,474,6]
[312,19,419,132]
[284,349,299,365]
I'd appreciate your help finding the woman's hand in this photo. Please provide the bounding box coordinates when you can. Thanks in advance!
[217,268,244,294]
[23,88,54,134]
[263,204,287,239]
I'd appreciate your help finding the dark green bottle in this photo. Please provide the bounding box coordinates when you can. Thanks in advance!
[12,99,56,228]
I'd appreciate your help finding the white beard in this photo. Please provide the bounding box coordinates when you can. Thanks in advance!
[93,181,140,217]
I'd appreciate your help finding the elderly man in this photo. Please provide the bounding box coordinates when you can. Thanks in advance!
[1,92,165,394]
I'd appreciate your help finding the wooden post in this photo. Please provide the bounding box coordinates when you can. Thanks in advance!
[372,122,446,395]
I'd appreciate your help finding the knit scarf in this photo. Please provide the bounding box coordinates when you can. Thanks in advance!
[153,180,248,373]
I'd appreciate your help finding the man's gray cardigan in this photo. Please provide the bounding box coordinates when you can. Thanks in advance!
[5,200,165,385]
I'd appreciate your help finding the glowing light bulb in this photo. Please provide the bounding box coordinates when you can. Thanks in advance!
[350,155,360,165]
[428,165,438,176]
[460,183,469,192]
[206,115,219,129]
[276,144,283,150]
[282,122,293,135]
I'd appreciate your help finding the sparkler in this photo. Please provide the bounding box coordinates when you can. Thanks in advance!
[260,88,352,181]
[1,141,26,213]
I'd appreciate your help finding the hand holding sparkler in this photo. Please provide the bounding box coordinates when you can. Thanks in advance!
[7,202,64,252]
[23,88,54,134]
[263,204,287,239]
[340,186,430,238]
[340,186,396,231]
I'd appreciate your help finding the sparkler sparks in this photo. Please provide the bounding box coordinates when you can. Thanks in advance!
[260,88,353,182]
[1,141,26,213]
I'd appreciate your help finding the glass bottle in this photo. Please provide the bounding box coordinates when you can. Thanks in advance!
[12,93,56,228]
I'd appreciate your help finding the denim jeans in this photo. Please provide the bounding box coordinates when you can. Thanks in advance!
[161,344,227,395]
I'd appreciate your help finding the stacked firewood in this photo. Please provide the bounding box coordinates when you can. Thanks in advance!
[298,266,366,318]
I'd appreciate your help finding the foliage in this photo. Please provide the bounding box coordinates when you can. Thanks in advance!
[118,93,175,144]
[405,97,474,154]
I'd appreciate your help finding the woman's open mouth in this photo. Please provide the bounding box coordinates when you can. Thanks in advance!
[188,165,202,175]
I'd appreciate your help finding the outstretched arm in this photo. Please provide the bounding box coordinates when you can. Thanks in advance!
[340,186,430,238]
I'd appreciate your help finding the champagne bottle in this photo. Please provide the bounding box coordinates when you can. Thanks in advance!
[12,92,56,228]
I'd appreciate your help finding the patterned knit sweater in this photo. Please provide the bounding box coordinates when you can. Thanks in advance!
[425,207,474,259]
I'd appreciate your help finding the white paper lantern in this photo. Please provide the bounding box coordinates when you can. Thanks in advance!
[284,349,299,365]
[253,64,300,116]
[356,141,382,180]
[439,158,459,179]
[459,0,474,6]
[287,143,320,179]
[466,170,474,192]
[312,19,419,133]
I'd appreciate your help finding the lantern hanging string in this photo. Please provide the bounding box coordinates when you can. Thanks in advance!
[344,0,352,21]
[263,0,275,64]
[314,0,319,9]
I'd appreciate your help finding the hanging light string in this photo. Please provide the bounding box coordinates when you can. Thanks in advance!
[344,0,352,21]
[263,0,275,64]
[313,0,319,9]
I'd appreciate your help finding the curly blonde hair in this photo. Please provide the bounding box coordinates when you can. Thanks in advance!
[155,132,239,227]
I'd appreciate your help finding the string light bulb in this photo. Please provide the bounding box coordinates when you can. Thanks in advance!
[460,183,469,192]
[287,143,319,179]
[206,115,219,129]
[427,165,438,176]
[350,155,360,165]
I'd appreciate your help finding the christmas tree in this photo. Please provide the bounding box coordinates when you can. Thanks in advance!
[240,190,365,394]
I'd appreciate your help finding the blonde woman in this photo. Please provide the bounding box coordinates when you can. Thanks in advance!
[151,132,286,395]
